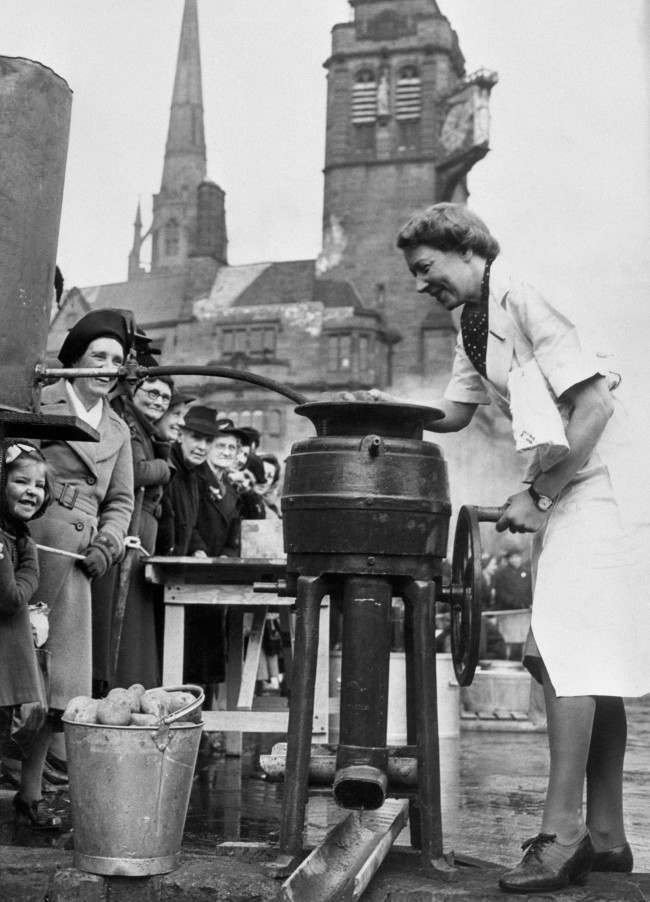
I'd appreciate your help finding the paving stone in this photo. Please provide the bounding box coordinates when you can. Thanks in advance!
[48,868,105,901]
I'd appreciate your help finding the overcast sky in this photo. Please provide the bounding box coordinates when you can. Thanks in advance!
[2,1,648,362]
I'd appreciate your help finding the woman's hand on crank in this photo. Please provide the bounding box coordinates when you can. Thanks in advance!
[496,490,549,534]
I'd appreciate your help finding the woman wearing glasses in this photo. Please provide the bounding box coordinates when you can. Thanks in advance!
[95,377,175,691]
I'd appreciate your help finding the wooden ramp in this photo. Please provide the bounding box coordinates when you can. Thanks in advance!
[281,799,409,902]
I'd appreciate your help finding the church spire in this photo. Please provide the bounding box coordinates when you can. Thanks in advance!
[150,0,208,272]
[160,0,206,192]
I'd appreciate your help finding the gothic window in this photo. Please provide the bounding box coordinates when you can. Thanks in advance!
[351,68,378,153]
[396,66,422,151]
[164,219,180,257]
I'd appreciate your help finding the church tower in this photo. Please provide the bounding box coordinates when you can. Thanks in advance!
[148,0,226,273]
[318,0,496,386]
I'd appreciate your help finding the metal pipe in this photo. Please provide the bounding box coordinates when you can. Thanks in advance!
[334,575,393,811]
[34,363,307,406]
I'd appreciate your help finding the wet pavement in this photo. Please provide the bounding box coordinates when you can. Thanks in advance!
[1,696,649,873]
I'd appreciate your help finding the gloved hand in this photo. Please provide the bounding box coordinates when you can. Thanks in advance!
[78,545,109,580]
[78,533,120,579]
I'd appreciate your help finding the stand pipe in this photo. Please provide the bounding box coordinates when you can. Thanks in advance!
[34,364,307,406]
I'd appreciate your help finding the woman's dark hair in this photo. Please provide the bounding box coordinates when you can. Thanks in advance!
[260,453,281,485]
[2,442,53,519]
[397,202,500,259]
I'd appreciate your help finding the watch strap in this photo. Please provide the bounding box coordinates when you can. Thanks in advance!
[528,484,554,511]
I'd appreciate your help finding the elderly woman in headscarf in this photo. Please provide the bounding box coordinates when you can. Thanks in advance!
[28,309,134,797]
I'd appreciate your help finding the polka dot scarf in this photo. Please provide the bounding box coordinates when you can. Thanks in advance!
[460,258,493,378]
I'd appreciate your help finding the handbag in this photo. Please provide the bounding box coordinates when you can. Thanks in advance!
[506,316,570,466]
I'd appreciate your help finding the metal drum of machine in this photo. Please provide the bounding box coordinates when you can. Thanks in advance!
[277,399,459,866]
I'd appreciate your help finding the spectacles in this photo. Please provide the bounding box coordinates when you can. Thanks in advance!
[213,442,238,454]
[140,388,171,405]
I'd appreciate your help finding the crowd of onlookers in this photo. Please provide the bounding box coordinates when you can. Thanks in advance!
[0,308,284,828]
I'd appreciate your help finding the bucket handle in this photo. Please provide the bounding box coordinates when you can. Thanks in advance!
[160,684,205,726]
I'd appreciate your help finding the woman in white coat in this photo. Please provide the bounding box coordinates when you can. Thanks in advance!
[378,203,646,892]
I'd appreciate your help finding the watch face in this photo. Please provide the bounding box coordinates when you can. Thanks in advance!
[537,495,554,512]
[440,101,472,152]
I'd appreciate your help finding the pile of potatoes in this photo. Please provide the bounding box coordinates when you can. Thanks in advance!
[63,685,200,727]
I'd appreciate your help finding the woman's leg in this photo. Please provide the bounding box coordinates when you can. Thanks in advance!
[540,665,595,842]
[586,696,627,851]
[20,720,52,802]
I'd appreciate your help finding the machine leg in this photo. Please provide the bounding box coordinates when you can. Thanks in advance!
[279,575,326,855]
[403,578,450,873]
[402,596,420,849]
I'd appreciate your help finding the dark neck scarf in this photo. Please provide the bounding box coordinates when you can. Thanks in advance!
[460,257,493,378]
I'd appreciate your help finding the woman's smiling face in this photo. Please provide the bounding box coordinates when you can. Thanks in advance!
[133,379,172,423]
[403,244,480,311]
[72,337,124,404]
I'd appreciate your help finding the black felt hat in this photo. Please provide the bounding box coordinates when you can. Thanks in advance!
[58,309,134,366]
[182,406,233,438]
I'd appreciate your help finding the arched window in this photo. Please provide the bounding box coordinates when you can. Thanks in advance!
[164,219,180,257]
[395,66,422,120]
[352,68,377,153]
[252,410,264,433]
[396,65,422,151]
[239,410,252,427]
[352,69,378,123]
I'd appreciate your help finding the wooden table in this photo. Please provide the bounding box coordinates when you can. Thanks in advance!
[145,556,330,753]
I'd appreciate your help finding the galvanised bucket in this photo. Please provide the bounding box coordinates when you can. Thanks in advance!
[63,685,203,876]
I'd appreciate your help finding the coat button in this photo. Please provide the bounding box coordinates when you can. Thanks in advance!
[86,476,96,485]
[75,522,84,531]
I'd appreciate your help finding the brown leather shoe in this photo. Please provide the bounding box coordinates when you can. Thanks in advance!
[592,842,633,873]
[499,832,594,894]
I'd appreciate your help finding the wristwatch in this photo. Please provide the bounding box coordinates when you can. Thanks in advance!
[528,484,554,512]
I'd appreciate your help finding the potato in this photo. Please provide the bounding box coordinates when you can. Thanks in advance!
[96,699,132,726]
[106,687,131,706]
[165,691,195,713]
[74,700,99,725]
[140,692,168,719]
[129,712,158,727]
[126,683,146,712]
[63,695,94,721]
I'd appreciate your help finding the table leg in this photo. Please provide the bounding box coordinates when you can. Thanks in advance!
[313,597,330,741]
[225,609,244,756]
[162,600,185,685]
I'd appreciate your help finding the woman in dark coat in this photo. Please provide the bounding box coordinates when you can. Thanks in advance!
[186,424,244,688]
[112,377,174,688]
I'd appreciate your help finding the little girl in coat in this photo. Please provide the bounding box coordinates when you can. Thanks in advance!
[0,442,62,829]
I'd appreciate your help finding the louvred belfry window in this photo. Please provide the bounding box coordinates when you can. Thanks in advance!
[352,69,378,123]
[395,66,421,120]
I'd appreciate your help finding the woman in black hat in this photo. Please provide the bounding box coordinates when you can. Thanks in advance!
[27,310,135,806]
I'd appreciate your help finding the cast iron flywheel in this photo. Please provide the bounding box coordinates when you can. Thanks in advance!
[448,505,502,687]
